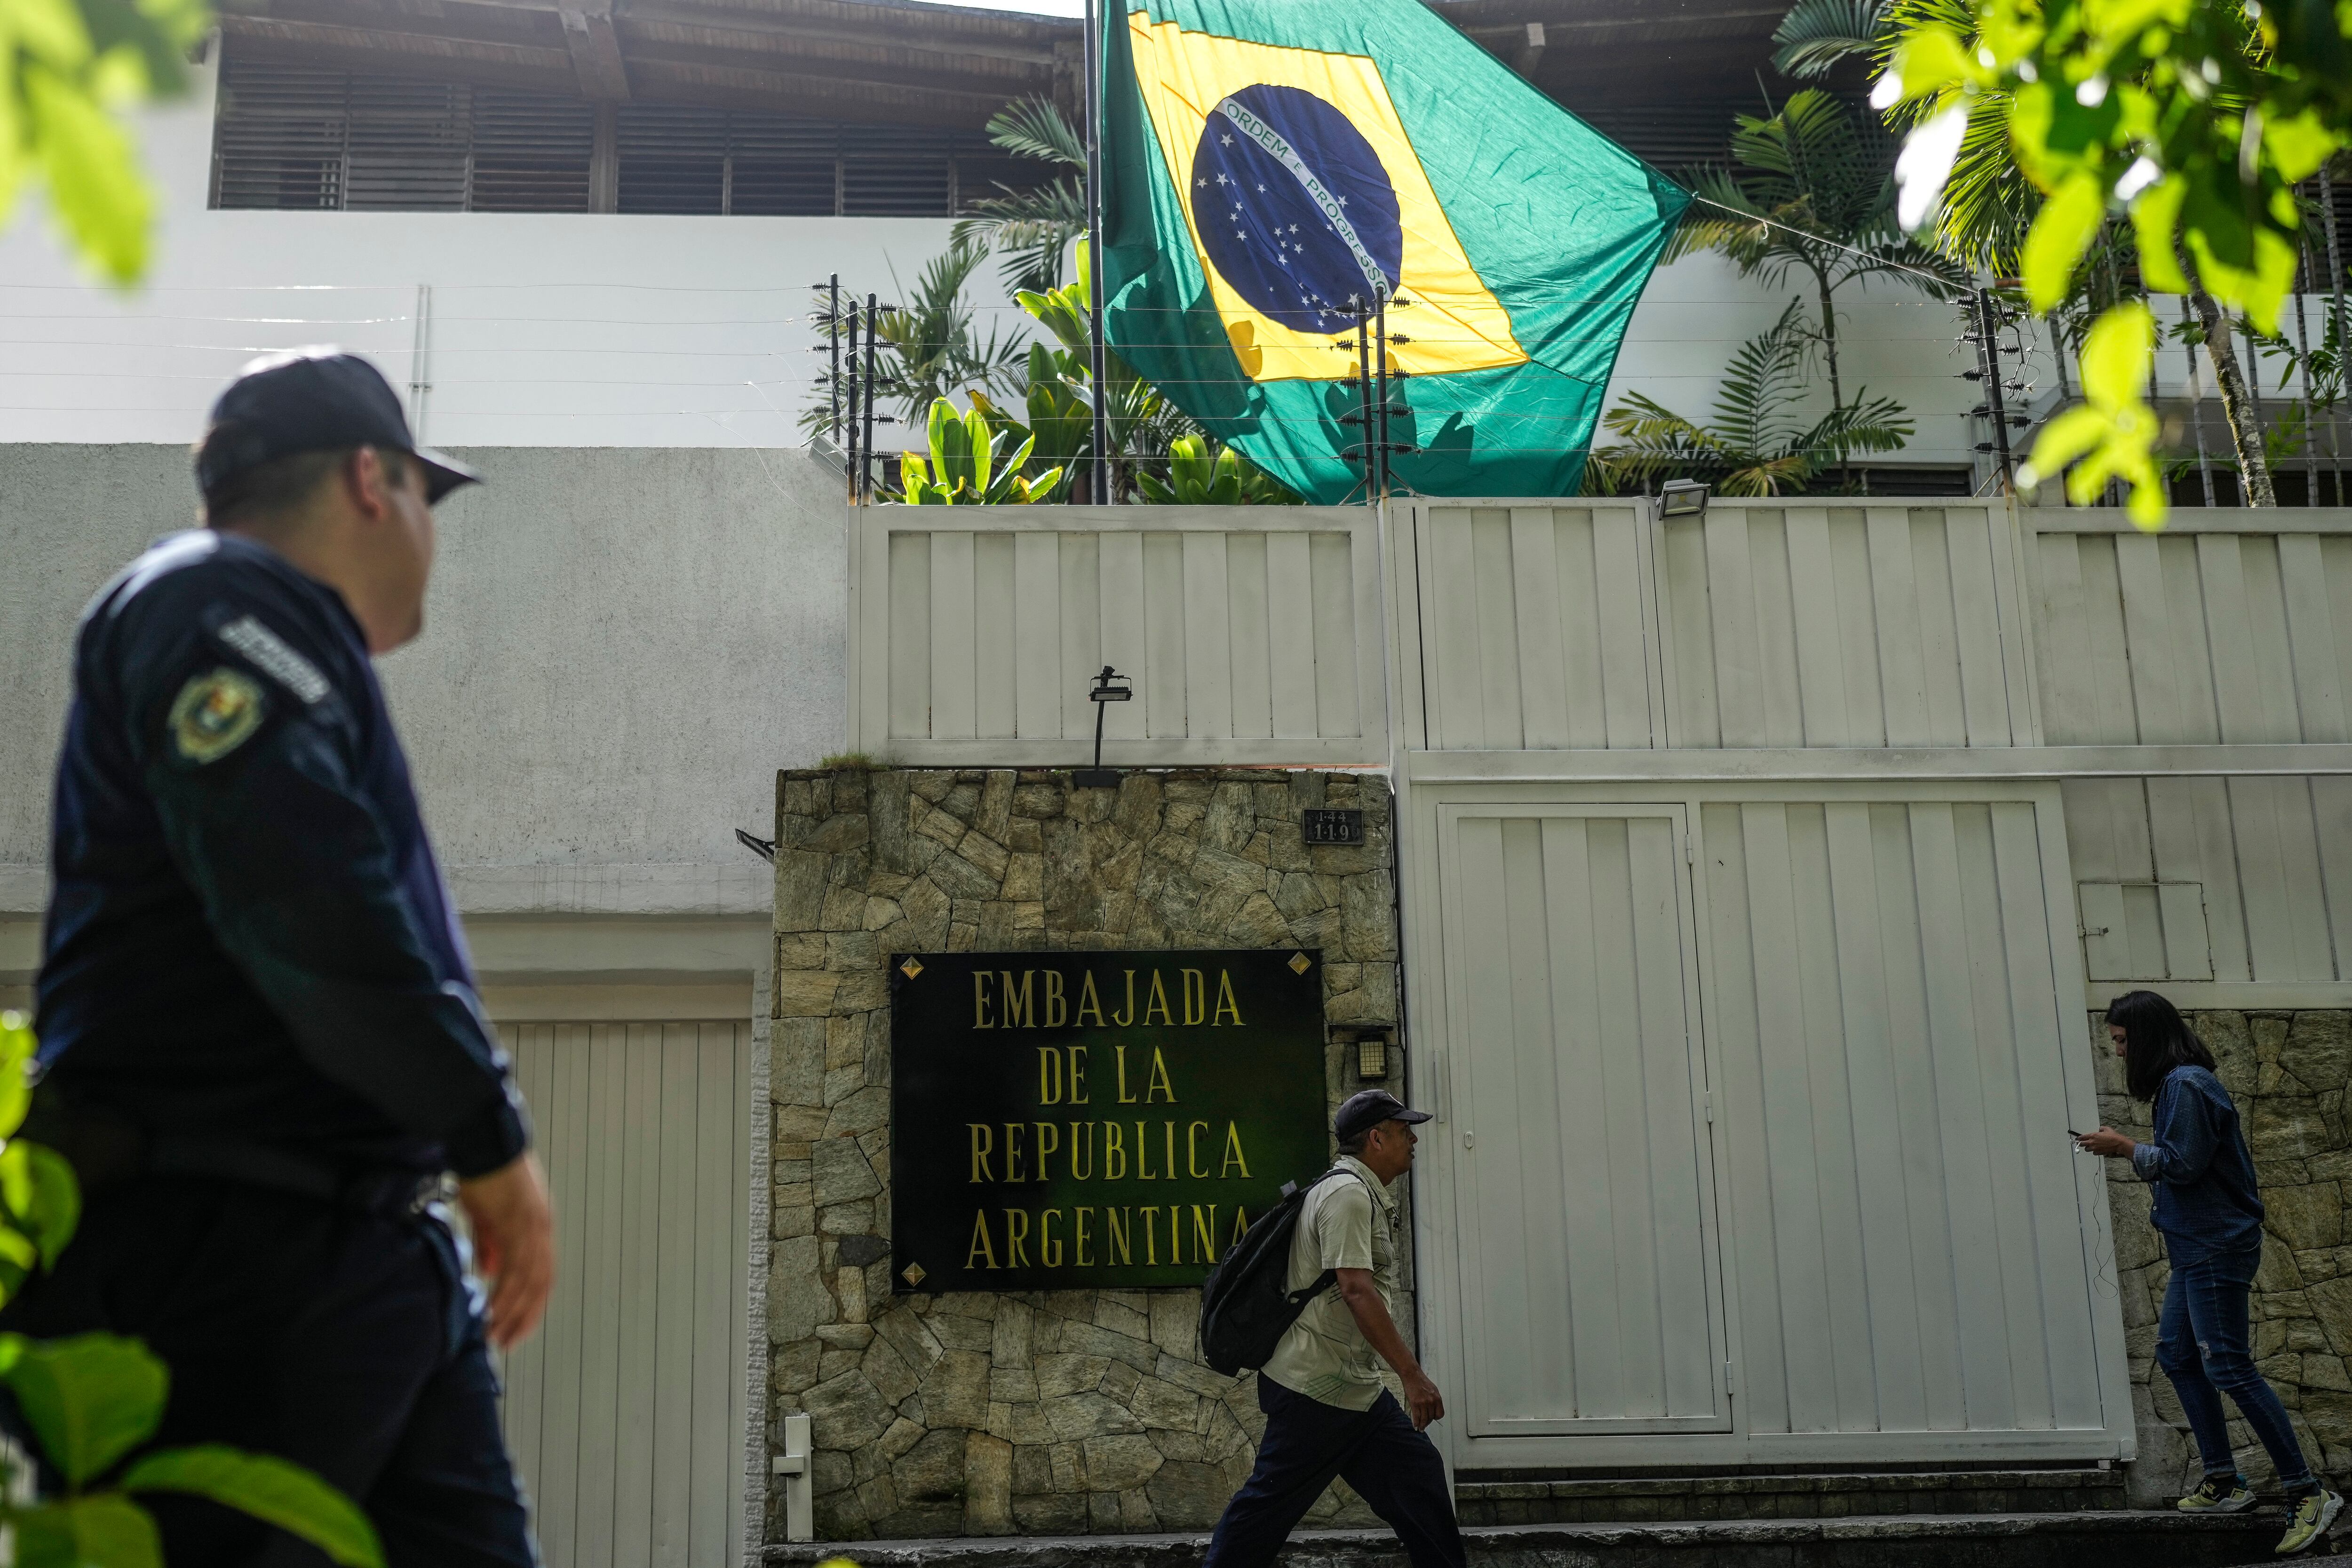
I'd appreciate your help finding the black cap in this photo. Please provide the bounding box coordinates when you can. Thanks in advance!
[195,348,480,506]
[1335,1089,1431,1142]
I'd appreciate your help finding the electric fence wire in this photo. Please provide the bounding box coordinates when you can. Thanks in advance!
[20,266,2306,483]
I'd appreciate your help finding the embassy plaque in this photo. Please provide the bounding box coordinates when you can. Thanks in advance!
[890,949,1327,1291]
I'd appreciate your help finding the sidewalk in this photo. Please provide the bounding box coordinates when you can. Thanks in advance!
[767,1509,2288,1568]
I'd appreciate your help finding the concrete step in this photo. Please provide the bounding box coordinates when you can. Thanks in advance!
[1454,1466,2127,1524]
[767,1509,2289,1568]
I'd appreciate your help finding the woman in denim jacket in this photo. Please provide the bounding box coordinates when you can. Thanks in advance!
[2079,990,2342,1554]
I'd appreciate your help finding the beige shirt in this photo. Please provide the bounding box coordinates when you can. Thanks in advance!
[1260,1155,1400,1411]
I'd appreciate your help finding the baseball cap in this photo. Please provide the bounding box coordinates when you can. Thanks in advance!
[1334,1089,1432,1142]
[194,348,481,506]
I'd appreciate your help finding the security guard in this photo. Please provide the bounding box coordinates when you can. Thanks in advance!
[18,349,554,1566]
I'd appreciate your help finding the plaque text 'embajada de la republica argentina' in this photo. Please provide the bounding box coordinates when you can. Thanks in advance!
[890,949,1328,1290]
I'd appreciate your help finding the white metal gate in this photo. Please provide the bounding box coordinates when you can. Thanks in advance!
[1410,780,2131,1469]
[496,1020,754,1568]
[1436,804,1729,1436]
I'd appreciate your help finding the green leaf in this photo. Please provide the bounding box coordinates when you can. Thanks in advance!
[123,1446,384,1567]
[2129,172,2190,294]
[5,1333,167,1486]
[0,1141,81,1270]
[2022,302,2167,528]
[2020,170,2104,312]
[2078,300,2155,412]
[11,1494,162,1568]
[25,64,153,286]
[2263,106,2339,183]
[1886,24,1980,107]
[0,1012,36,1139]
[966,408,995,498]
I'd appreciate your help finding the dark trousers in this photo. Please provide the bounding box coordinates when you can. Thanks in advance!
[1204,1376,1465,1568]
[0,1177,537,1568]
[2156,1238,2317,1491]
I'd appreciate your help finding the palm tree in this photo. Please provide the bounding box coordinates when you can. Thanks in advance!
[1675,87,1967,437]
[1587,301,1915,494]
[800,235,1027,441]
[950,97,1089,294]
[1776,0,2283,504]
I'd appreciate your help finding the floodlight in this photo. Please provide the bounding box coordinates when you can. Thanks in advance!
[1658,479,1710,517]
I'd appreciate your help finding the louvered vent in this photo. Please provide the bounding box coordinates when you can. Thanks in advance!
[214,62,346,209]
[215,56,594,211]
[725,114,840,216]
[215,45,1056,218]
[470,91,595,212]
[1575,102,1741,172]
[344,76,469,210]
[953,155,1052,214]
[618,104,728,214]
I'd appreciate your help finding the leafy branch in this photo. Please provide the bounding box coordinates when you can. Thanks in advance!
[0,1013,383,1567]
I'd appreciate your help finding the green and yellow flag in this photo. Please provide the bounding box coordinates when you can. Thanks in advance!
[1101,0,1688,501]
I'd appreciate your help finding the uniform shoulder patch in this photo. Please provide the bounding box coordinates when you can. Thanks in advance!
[168,667,268,764]
[214,614,329,704]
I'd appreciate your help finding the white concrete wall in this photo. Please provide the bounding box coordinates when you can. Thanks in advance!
[0,442,844,932]
[0,55,997,449]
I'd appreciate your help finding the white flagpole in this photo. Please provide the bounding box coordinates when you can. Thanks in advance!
[1082,0,1113,504]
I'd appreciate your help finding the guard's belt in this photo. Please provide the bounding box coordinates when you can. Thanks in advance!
[26,1085,437,1214]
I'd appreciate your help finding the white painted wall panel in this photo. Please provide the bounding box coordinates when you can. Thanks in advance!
[1657,503,2034,748]
[856,508,1385,764]
[499,1020,753,1568]
[1410,503,1663,750]
[1436,805,1726,1435]
[2034,523,2352,745]
[1697,796,2112,1442]
[1397,500,2033,751]
[2060,774,2352,985]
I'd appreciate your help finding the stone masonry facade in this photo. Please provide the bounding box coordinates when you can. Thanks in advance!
[766,767,1406,1542]
[2098,1009,2352,1504]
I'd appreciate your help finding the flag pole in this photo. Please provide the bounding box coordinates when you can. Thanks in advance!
[1082,0,1113,505]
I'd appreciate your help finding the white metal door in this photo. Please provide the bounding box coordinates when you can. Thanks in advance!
[1437,804,1729,1435]
[496,1021,753,1568]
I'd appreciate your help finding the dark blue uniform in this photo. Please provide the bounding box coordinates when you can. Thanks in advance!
[19,528,538,1567]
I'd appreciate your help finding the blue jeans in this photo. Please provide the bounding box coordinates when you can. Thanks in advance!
[1204,1378,1464,1568]
[2155,1237,2315,1492]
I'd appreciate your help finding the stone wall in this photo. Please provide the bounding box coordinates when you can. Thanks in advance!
[2099,1009,2352,1504]
[766,767,1405,1543]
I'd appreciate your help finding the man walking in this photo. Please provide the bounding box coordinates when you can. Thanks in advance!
[1205,1089,1465,1568]
[18,349,554,1566]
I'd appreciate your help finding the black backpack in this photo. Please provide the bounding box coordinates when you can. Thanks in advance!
[1197,1166,1363,1376]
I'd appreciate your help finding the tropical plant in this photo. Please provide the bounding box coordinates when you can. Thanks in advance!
[1673,87,1963,480]
[1017,241,1203,498]
[1880,0,2352,522]
[0,1012,384,1567]
[3,0,210,283]
[1770,0,1893,80]
[1134,434,1303,505]
[950,96,1089,294]
[969,342,1092,491]
[801,235,1027,442]
[1585,301,1915,496]
[886,398,1065,504]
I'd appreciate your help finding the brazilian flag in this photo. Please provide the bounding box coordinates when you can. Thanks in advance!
[1101,0,1689,502]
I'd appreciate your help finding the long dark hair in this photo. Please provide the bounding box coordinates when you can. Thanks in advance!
[2106,990,2218,1102]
